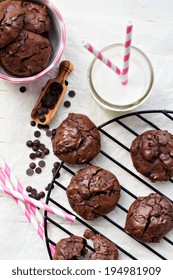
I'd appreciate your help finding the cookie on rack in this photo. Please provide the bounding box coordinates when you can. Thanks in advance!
[124,193,173,243]
[130,130,173,182]
[53,235,87,260]
[66,164,121,220]
[52,113,101,164]
[84,229,118,260]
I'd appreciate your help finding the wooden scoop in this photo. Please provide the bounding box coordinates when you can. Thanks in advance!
[31,60,73,125]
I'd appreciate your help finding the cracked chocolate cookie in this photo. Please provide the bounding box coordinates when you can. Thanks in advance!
[22,1,51,34]
[53,235,87,260]
[130,130,173,182]
[52,113,101,164]
[84,229,118,260]
[66,164,121,220]
[0,0,24,48]
[0,29,52,76]
[124,193,173,243]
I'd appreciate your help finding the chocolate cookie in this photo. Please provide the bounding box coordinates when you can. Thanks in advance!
[52,113,101,164]
[0,0,24,48]
[66,164,121,220]
[53,235,87,260]
[124,193,173,243]
[84,229,118,260]
[23,1,51,34]
[0,29,52,77]
[130,130,173,182]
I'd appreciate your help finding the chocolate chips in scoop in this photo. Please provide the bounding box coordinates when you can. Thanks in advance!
[124,193,173,243]
[84,230,118,260]
[66,164,121,220]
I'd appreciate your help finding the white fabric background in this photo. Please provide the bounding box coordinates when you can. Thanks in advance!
[0,0,173,260]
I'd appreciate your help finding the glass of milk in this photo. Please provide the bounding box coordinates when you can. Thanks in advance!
[89,44,154,112]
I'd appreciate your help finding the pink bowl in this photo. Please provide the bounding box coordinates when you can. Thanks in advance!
[0,0,66,83]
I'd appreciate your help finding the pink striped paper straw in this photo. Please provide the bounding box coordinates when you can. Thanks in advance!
[82,40,121,76]
[0,172,75,222]
[0,157,44,226]
[121,22,133,85]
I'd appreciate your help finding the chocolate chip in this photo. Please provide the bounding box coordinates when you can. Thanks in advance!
[46,130,52,137]
[37,124,43,129]
[35,151,41,157]
[40,152,45,159]
[43,148,49,155]
[20,86,26,93]
[42,107,48,114]
[35,193,41,200]
[32,146,39,152]
[37,108,43,115]
[68,90,75,97]
[35,167,42,174]
[45,183,54,191]
[64,101,71,108]
[29,162,36,169]
[30,121,36,127]
[34,131,41,138]
[65,80,68,86]
[43,125,49,131]
[39,115,46,123]
[39,144,45,151]
[26,168,34,176]
[29,193,34,198]
[33,140,40,147]
[53,162,60,169]
[38,160,45,168]
[52,129,56,136]
[39,191,45,198]
[29,153,36,160]
[26,186,32,192]
[31,188,37,195]
[26,140,33,148]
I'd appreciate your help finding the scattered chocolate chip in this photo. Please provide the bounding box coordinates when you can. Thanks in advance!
[45,183,54,191]
[43,148,49,155]
[46,130,52,137]
[35,167,42,174]
[29,153,36,160]
[29,162,36,169]
[26,168,34,176]
[30,120,36,127]
[52,129,56,136]
[39,191,45,198]
[38,160,46,168]
[26,140,33,148]
[39,143,45,151]
[53,162,60,169]
[64,100,71,108]
[26,186,32,192]
[65,80,68,86]
[37,124,43,129]
[35,193,41,200]
[29,193,34,198]
[20,86,26,93]
[31,188,37,195]
[33,140,40,147]
[68,90,75,97]
[40,152,45,159]
[34,131,41,138]
[35,151,41,158]
[32,146,39,152]
[43,125,49,131]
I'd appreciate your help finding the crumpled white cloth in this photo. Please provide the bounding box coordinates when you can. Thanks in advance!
[0,14,173,260]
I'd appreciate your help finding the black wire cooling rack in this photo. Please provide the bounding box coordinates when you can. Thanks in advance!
[44,110,173,260]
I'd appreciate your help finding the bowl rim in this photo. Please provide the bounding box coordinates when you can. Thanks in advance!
[0,0,66,83]
[88,43,154,112]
